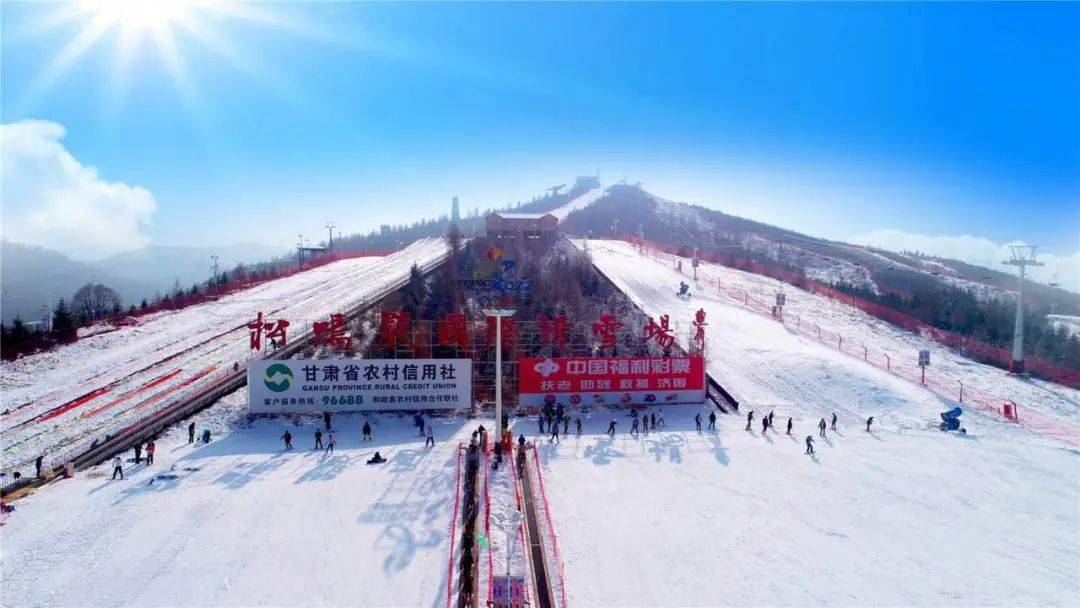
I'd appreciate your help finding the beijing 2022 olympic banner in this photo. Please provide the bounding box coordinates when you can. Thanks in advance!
[518,356,705,408]
[248,358,472,414]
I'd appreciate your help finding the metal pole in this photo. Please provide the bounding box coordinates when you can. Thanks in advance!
[1011,263,1025,366]
[495,316,503,439]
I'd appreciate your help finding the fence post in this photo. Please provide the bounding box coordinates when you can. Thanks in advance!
[884,354,890,371]
[817,326,822,340]
[863,346,868,360]
[838,336,843,350]
[957,379,964,403]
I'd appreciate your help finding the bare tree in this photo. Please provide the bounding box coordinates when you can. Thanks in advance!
[72,283,122,320]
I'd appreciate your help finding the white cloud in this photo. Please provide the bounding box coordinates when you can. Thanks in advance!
[850,229,1080,294]
[1,119,156,260]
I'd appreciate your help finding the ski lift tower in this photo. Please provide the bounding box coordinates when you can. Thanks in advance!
[1003,245,1043,374]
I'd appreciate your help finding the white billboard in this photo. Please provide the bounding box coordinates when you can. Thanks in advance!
[248,358,472,414]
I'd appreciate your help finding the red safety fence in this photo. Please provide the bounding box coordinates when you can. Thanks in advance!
[610,235,1080,389]
[599,238,1079,446]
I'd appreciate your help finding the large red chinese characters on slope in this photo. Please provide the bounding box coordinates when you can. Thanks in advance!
[539,314,570,347]
[438,313,469,350]
[313,313,351,350]
[247,312,290,350]
[592,313,623,350]
[380,311,412,350]
[644,314,675,349]
[518,355,705,407]
[692,308,708,350]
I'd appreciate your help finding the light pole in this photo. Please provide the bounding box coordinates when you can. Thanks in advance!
[484,308,516,440]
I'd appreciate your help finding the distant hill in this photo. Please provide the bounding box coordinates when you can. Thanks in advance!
[0,241,285,323]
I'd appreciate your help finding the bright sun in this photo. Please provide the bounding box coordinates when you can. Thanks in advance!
[78,0,198,31]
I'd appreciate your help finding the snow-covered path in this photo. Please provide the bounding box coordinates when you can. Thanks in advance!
[548,186,606,222]
[1,394,473,607]
[1,238,449,471]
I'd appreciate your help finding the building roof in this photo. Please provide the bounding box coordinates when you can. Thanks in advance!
[490,212,556,220]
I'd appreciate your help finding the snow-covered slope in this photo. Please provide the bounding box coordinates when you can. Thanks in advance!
[548,186,606,222]
[1,395,472,607]
[1,238,449,471]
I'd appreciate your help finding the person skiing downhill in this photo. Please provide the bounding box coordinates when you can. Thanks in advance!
[831,412,838,430]
[761,417,769,435]
[325,434,336,455]
[818,418,827,438]
[550,422,560,444]
[607,420,617,436]
[134,442,143,464]
[111,456,124,480]
[768,411,775,428]
[188,422,196,444]
[805,436,815,455]
[695,413,702,431]
[282,431,293,450]
[362,421,372,442]
[786,417,793,435]
[631,417,640,436]
[745,411,754,431]
[425,426,435,447]
[314,429,324,450]
[708,411,716,430]
[866,416,874,432]
[538,414,546,434]
[650,412,657,430]
[563,416,569,435]
[145,441,156,465]
[657,410,665,428]
[417,415,426,437]
[575,418,582,436]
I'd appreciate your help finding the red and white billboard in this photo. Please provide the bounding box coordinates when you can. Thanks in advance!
[518,355,706,407]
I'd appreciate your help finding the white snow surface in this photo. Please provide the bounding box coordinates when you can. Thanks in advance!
[1,238,449,471]
[1,394,476,607]
[524,238,1080,606]
[548,186,606,222]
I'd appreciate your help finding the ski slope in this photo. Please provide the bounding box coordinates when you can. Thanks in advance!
[1,238,449,472]
[1,394,473,607]
[515,239,1080,606]
[548,186,606,222]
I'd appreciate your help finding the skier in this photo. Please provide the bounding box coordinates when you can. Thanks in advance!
[708,411,717,430]
[786,417,793,435]
[657,410,665,428]
[494,440,503,468]
[695,413,702,431]
[134,442,143,464]
[111,455,124,480]
[202,428,211,443]
[145,441,156,465]
[761,416,769,435]
[362,421,372,442]
[575,418,582,436]
[538,414,546,434]
[325,433,336,455]
[187,422,196,444]
[650,412,657,430]
[745,410,754,431]
[282,430,293,450]
[314,429,324,450]
[831,412,838,430]
[550,422,560,444]
[607,419,617,436]
[417,415,426,437]
[556,404,565,422]
[563,415,569,435]
[805,435,815,455]
[818,418,827,438]
[323,411,332,431]
[866,416,874,432]
[768,410,775,428]
[631,417,640,436]
[425,426,435,447]
[35,454,44,478]
[366,451,387,465]
[518,434,526,449]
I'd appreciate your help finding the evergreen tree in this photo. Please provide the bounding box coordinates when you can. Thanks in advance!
[52,299,77,343]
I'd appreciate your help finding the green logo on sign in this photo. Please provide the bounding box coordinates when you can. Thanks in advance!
[264,363,293,392]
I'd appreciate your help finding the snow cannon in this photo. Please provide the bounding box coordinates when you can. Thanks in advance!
[939,407,963,431]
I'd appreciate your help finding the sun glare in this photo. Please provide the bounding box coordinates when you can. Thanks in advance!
[78,0,197,32]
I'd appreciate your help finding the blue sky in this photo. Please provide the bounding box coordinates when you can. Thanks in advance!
[1,2,1077,273]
